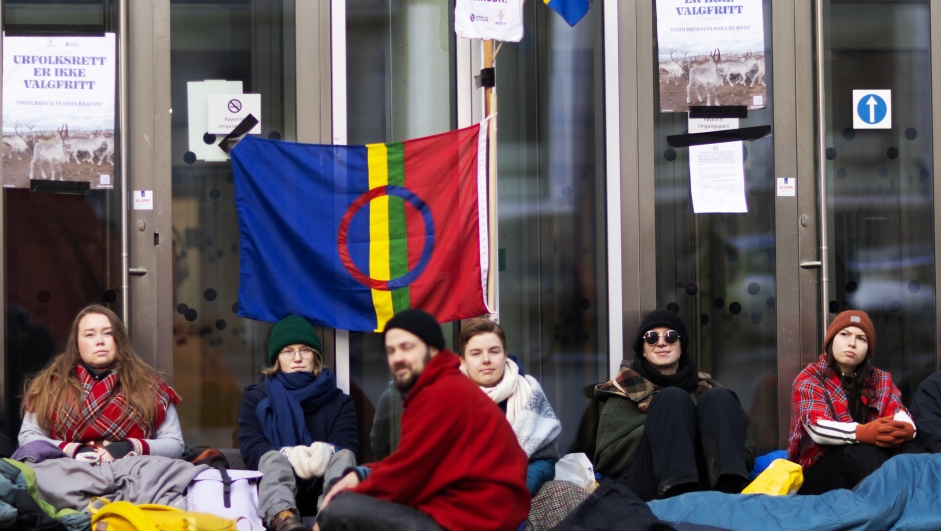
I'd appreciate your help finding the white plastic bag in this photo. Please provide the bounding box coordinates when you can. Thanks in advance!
[554,453,597,493]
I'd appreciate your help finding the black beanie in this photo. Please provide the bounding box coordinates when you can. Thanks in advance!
[383,309,446,351]
[632,309,689,357]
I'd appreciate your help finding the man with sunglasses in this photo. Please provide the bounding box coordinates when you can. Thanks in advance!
[594,310,755,501]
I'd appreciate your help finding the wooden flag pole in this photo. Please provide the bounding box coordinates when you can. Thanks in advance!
[483,40,499,320]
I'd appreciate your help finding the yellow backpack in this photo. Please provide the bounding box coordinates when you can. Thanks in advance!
[88,498,239,531]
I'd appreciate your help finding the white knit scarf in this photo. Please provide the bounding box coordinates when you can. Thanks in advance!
[462,358,533,424]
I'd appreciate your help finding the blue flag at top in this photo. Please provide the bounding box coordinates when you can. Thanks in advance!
[544,0,589,26]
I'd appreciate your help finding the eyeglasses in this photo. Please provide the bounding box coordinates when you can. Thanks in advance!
[278,347,318,358]
[642,330,680,345]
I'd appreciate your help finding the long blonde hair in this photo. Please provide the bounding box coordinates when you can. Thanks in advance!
[21,304,166,431]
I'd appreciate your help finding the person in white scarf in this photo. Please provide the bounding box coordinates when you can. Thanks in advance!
[459,318,562,496]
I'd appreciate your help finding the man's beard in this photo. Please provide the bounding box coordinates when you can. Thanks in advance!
[392,349,432,393]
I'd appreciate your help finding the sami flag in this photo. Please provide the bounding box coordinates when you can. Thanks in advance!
[544,0,589,26]
[231,124,490,332]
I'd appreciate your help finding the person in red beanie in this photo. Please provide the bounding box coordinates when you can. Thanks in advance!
[787,309,918,494]
[314,309,530,531]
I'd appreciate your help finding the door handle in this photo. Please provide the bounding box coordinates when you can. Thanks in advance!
[799,261,822,269]
[129,267,147,276]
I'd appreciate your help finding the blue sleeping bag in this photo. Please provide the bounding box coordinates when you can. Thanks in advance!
[649,454,941,531]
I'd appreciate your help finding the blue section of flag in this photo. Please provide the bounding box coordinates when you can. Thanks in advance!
[545,0,589,26]
[231,136,379,331]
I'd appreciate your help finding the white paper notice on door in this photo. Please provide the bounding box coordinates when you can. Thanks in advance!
[689,142,748,213]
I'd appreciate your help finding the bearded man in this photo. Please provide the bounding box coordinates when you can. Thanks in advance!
[315,309,530,531]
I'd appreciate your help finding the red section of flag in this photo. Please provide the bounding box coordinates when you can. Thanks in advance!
[402,125,487,322]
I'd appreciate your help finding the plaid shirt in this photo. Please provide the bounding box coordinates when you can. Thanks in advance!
[787,354,908,468]
[49,365,180,457]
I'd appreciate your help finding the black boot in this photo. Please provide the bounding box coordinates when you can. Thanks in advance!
[268,509,306,531]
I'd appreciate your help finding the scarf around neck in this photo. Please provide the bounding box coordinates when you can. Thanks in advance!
[50,365,179,442]
[634,354,699,391]
[256,368,341,448]
[462,358,532,424]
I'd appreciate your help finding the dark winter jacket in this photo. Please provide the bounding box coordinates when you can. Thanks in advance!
[237,379,358,470]
[594,360,755,478]
[910,369,941,453]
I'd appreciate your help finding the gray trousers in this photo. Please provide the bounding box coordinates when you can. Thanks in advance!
[316,492,444,531]
[258,448,356,521]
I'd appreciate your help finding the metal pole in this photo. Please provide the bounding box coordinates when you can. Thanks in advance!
[815,0,830,335]
[118,0,130,326]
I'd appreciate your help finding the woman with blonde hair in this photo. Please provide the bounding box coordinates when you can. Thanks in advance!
[19,304,183,462]
[238,315,357,531]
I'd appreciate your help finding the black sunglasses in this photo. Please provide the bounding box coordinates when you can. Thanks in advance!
[642,330,680,345]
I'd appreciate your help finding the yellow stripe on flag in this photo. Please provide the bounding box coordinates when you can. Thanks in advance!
[367,143,395,331]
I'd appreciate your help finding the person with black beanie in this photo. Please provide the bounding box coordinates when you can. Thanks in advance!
[315,309,530,531]
[593,309,755,501]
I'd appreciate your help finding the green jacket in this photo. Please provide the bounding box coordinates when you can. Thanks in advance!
[593,363,756,478]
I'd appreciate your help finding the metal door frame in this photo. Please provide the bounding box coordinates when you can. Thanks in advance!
[132,0,335,382]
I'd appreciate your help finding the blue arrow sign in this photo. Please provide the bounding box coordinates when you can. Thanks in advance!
[856,94,888,125]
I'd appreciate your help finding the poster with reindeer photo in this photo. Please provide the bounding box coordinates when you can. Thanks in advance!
[656,0,766,113]
[2,33,116,189]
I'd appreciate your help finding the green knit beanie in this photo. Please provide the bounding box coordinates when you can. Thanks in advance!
[268,315,323,364]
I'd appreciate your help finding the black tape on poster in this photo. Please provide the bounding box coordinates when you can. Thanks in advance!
[219,114,260,154]
[667,125,772,148]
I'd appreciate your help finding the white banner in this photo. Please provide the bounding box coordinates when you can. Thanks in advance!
[655,0,766,113]
[2,33,116,188]
[455,0,524,42]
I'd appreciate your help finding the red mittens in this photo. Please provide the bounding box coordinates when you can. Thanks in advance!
[857,416,914,448]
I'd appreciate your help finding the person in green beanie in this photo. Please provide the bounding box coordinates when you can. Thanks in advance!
[238,315,358,531]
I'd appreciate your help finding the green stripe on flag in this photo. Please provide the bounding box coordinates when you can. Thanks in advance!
[387,142,410,312]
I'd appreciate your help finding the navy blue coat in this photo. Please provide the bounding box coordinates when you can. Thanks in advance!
[237,380,358,470]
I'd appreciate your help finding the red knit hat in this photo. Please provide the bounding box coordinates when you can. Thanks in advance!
[824,310,875,359]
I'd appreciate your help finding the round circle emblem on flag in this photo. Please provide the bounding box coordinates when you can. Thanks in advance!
[337,185,435,291]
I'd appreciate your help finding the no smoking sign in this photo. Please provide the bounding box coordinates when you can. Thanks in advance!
[207,93,262,134]
[852,90,891,130]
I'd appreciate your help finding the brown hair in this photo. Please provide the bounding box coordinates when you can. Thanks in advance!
[21,305,166,430]
[459,318,506,357]
[261,348,324,377]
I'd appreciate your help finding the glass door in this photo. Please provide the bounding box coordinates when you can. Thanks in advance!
[652,0,780,455]
[2,0,124,436]
[812,0,936,401]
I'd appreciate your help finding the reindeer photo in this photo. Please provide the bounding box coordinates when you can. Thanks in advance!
[2,123,35,161]
[0,121,116,188]
[2,33,116,188]
[655,0,767,113]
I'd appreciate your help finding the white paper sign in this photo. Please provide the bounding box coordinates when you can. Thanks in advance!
[689,117,739,134]
[208,93,261,135]
[133,190,153,210]
[454,0,524,42]
[689,142,747,213]
[187,80,242,161]
[852,90,891,129]
[776,177,796,197]
[2,33,117,188]
[655,0,766,112]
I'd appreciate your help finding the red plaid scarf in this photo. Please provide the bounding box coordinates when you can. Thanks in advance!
[787,354,907,468]
[49,365,181,444]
